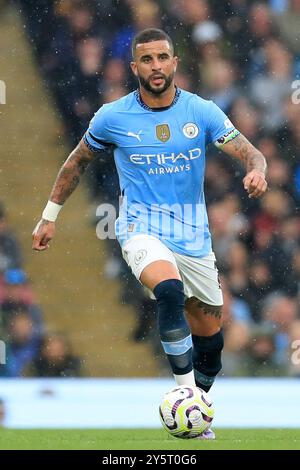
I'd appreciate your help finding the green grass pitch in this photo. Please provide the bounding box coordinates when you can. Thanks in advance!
[0,429,300,450]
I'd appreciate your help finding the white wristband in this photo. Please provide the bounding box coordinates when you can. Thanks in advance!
[42,201,62,222]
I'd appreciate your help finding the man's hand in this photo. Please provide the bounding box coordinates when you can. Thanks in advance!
[220,133,267,198]
[243,169,267,198]
[32,219,55,251]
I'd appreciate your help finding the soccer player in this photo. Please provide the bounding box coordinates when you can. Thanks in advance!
[32,29,267,439]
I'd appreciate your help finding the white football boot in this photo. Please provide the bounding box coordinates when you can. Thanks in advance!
[196,428,216,440]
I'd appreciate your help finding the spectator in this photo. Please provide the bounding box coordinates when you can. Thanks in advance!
[276,0,300,55]
[0,203,22,273]
[230,97,261,141]
[262,293,299,369]
[221,278,252,376]
[19,0,300,378]
[250,39,294,131]
[26,333,82,377]
[1,311,41,377]
[244,260,274,322]
[226,241,249,298]
[0,269,44,336]
[200,59,239,113]
[247,324,277,376]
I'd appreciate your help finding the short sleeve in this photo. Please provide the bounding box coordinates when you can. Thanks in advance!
[205,101,239,146]
[83,105,114,153]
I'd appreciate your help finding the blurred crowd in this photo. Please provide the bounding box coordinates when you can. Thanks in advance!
[14,0,300,377]
[0,203,82,377]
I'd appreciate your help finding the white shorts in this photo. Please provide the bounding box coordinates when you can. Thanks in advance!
[121,234,223,306]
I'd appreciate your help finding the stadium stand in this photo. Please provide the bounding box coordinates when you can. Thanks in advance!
[0,2,159,377]
[1,0,299,377]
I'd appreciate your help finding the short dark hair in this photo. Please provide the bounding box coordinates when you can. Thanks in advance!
[131,28,174,58]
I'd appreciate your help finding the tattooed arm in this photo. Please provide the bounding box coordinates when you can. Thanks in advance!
[219,133,267,199]
[49,139,94,204]
[32,139,94,251]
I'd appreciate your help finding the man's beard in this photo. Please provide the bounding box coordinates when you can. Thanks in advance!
[138,71,174,95]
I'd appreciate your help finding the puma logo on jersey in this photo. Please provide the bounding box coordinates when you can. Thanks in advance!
[127,130,142,142]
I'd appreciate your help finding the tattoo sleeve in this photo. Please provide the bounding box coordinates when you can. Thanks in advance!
[221,133,267,174]
[49,139,95,205]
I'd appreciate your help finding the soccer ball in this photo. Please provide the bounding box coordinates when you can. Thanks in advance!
[159,385,214,439]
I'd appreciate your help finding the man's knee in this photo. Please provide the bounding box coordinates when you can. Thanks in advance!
[153,279,185,307]
[153,279,188,342]
[140,260,180,291]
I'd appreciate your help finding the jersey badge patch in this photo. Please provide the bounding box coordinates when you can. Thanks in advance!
[183,122,199,139]
[156,124,170,143]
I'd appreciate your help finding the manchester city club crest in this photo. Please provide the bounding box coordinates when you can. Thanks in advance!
[156,124,170,142]
[183,122,199,138]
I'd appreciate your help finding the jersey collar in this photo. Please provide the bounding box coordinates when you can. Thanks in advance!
[134,87,181,112]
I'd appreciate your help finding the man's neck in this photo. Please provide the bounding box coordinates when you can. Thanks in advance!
[139,84,176,108]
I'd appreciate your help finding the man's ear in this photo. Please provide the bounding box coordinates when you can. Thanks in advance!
[130,61,138,77]
[174,56,178,72]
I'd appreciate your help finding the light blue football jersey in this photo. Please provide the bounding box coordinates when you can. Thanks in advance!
[83,88,239,257]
